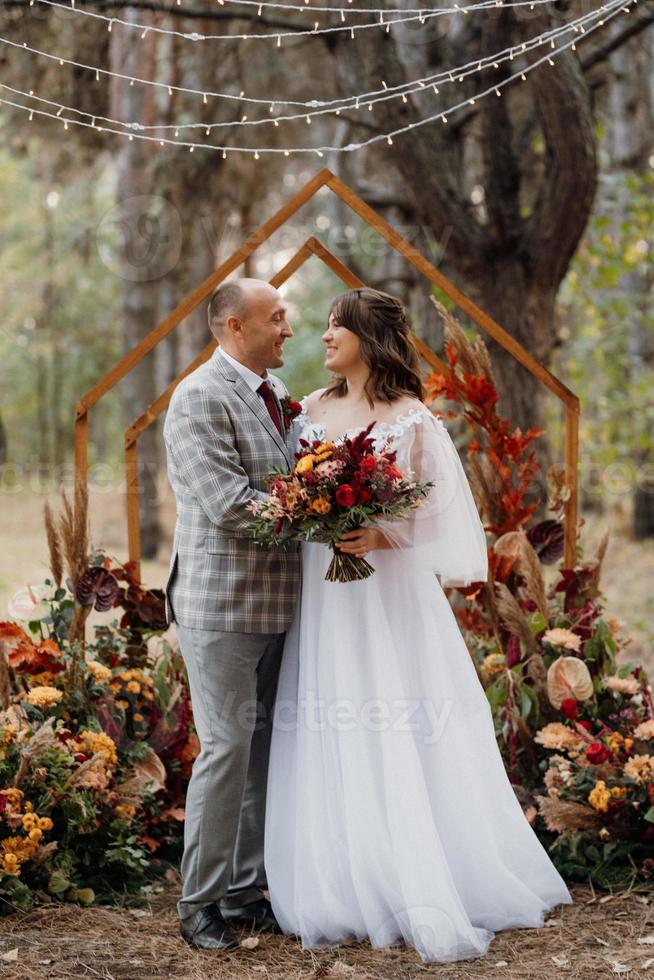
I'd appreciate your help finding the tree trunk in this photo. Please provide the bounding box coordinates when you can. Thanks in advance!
[604,25,654,538]
[110,20,162,559]
[0,409,6,469]
[329,5,598,470]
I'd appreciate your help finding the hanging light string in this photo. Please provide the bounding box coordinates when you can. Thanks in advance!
[31,0,561,42]
[0,0,613,113]
[0,0,632,156]
[0,3,612,134]
[59,0,561,14]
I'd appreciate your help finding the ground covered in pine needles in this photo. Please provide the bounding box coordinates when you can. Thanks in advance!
[0,878,653,980]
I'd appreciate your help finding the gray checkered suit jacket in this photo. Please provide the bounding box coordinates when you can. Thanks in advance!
[162,348,301,633]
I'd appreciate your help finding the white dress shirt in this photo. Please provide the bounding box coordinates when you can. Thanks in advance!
[216,346,269,392]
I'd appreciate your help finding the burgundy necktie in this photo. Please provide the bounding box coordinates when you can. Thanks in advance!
[257,380,283,435]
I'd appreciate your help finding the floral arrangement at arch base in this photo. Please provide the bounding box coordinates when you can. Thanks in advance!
[425,296,654,890]
[0,482,197,914]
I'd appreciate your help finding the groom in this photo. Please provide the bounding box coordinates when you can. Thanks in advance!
[162,278,301,950]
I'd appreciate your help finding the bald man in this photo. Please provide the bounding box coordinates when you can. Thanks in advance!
[163,278,301,950]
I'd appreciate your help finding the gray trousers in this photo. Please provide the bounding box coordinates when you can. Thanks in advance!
[175,624,285,920]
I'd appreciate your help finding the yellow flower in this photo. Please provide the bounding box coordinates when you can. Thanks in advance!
[126,681,141,694]
[28,671,55,687]
[607,731,624,752]
[38,816,53,831]
[624,754,654,785]
[634,720,654,740]
[87,660,112,684]
[116,699,129,710]
[313,451,333,464]
[610,786,628,799]
[21,813,38,831]
[2,789,23,804]
[483,653,506,675]
[77,730,118,769]
[0,724,18,746]
[588,779,610,812]
[2,853,19,875]
[114,804,136,821]
[295,455,315,475]
[309,497,332,515]
[28,828,42,843]
[314,442,336,455]
[26,686,63,709]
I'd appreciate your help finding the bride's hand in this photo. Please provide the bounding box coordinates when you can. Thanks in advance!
[336,527,389,558]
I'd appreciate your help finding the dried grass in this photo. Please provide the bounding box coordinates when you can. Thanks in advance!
[0,881,652,980]
[43,501,64,590]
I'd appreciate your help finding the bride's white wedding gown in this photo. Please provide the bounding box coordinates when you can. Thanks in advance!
[264,401,572,963]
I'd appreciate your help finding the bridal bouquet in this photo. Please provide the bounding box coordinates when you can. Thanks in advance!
[248,423,433,582]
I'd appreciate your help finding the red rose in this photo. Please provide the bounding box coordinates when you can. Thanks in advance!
[335,485,356,508]
[356,488,372,505]
[560,697,579,720]
[576,719,592,732]
[586,742,610,765]
[360,456,376,472]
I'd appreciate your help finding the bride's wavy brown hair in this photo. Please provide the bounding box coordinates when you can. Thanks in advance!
[321,287,424,406]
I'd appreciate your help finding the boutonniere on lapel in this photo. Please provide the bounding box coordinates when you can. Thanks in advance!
[279,395,303,432]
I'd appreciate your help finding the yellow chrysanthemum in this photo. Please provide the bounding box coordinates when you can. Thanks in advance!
[126,681,141,694]
[2,853,19,875]
[588,779,610,813]
[87,660,112,684]
[309,497,332,515]
[26,686,63,709]
[295,455,315,475]
[77,730,118,769]
[21,813,38,831]
[0,723,18,746]
[38,816,53,831]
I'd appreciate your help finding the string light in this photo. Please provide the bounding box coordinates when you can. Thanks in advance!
[31,0,567,44]
[0,2,608,130]
[0,0,631,158]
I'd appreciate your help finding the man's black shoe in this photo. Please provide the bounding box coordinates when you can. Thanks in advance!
[222,897,282,934]
[180,904,239,950]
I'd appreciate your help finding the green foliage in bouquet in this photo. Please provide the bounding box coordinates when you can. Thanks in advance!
[425,298,654,890]
[0,485,197,914]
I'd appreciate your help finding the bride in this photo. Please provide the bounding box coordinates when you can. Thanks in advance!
[264,286,573,963]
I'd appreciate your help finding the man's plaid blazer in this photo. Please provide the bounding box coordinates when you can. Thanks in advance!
[162,347,301,633]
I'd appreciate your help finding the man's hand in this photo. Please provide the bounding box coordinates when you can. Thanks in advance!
[336,527,390,558]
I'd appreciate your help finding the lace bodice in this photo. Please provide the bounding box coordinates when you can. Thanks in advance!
[294,398,442,451]
[292,394,488,589]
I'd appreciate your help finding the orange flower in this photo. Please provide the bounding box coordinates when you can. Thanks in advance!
[309,497,331,515]
[9,638,65,676]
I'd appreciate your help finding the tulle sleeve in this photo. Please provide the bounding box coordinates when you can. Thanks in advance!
[374,410,489,588]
